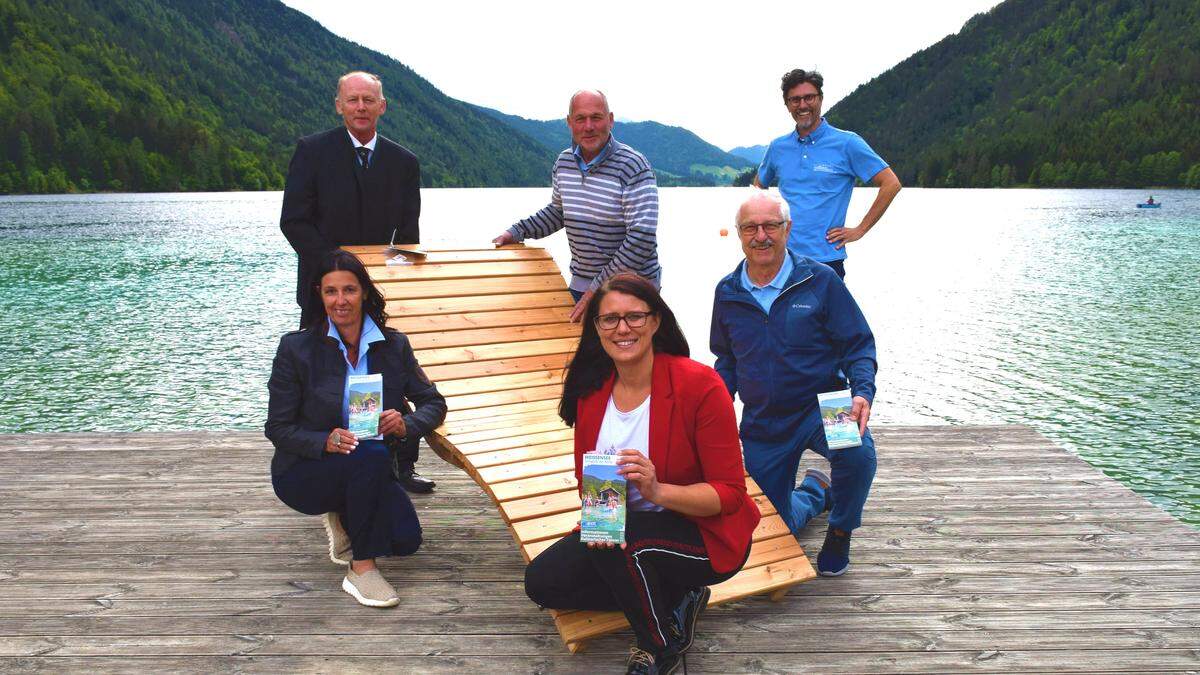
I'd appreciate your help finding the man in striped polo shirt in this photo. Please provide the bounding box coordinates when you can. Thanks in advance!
[493,90,660,322]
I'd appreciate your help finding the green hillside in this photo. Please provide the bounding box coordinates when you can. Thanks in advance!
[826,0,1200,188]
[471,105,753,186]
[0,0,550,193]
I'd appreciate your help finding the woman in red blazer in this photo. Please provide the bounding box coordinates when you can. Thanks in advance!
[525,273,759,675]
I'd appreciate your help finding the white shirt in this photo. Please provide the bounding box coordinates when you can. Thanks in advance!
[593,394,663,512]
[346,129,378,152]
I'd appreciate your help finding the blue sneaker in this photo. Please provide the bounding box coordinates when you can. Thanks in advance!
[817,527,851,576]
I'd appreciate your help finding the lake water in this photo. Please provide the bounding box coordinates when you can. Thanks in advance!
[1,188,1197,525]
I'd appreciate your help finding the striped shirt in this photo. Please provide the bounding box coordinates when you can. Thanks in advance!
[507,138,660,292]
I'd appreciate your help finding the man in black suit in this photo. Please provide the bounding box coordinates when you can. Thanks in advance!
[281,71,432,493]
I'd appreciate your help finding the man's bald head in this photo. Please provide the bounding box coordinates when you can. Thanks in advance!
[336,71,385,101]
[568,89,610,116]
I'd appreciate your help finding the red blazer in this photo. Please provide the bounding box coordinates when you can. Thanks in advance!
[574,352,760,573]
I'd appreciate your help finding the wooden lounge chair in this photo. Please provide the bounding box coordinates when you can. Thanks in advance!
[346,243,816,653]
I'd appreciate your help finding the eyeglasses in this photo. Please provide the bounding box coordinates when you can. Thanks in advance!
[785,93,820,107]
[594,311,655,330]
[738,221,786,237]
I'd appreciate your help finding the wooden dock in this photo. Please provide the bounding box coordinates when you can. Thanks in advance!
[1,426,1197,672]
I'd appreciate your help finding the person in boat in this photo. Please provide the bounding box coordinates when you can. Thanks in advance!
[280,71,433,494]
[753,68,901,279]
[265,250,446,608]
[524,273,759,674]
[492,90,661,323]
[711,190,878,577]
[1147,196,1156,205]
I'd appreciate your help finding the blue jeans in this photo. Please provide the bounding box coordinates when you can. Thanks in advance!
[742,409,876,534]
[272,440,423,560]
[569,288,584,302]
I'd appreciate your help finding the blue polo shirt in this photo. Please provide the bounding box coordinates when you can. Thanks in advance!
[739,253,794,314]
[757,119,888,263]
[327,315,386,434]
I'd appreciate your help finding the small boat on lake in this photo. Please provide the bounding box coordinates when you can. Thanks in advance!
[1136,202,1162,209]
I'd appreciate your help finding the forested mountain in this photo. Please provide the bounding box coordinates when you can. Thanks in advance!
[826,0,1200,188]
[472,106,754,186]
[728,145,767,164]
[0,0,550,193]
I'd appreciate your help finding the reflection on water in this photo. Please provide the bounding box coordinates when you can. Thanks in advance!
[1,188,1197,524]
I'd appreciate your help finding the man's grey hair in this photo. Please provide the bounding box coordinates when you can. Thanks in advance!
[568,89,610,115]
[736,189,791,224]
[336,71,385,100]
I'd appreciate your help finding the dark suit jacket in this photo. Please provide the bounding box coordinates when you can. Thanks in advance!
[572,353,760,574]
[265,324,446,478]
[280,126,421,315]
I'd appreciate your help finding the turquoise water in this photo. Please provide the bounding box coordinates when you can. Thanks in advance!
[1,188,1197,524]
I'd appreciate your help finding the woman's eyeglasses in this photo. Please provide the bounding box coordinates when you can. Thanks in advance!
[594,311,655,330]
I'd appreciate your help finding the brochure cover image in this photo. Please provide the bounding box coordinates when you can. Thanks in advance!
[580,452,627,545]
[818,389,862,450]
[347,373,383,439]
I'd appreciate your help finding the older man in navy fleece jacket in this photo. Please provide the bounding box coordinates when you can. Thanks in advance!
[710,190,878,577]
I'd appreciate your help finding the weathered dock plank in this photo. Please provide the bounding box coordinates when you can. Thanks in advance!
[0,426,1197,672]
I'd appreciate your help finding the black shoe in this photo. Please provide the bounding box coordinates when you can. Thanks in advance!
[395,467,435,493]
[817,527,851,576]
[625,646,680,675]
[668,586,711,656]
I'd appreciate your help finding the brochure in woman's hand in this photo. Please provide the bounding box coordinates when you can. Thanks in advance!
[347,374,383,439]
[580,452,627,544]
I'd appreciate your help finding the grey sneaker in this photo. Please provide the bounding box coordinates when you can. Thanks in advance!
[803,467,831,489]
[323,512,352,566]
[342,568,400,608]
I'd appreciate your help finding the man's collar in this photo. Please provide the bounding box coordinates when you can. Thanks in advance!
[571,135,614,166]
[741,252,794,291]
[792,117,828,144]
[346,129,378,151]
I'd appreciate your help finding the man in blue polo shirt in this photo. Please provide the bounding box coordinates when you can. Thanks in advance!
[754,68,901,278]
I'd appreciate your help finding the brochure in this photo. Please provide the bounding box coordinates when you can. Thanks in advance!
[580,452,627,544]
[346,373,383,439]
[818,389,862,450]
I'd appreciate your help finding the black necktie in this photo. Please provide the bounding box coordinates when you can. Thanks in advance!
[356,146,370,169]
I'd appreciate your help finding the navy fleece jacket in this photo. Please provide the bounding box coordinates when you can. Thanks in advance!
[710,252,877,442]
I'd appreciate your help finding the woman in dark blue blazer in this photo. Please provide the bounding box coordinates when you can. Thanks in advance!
[265,250,446,607]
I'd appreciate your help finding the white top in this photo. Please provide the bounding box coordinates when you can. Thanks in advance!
[594,394,663,512]
[346,129,378,151]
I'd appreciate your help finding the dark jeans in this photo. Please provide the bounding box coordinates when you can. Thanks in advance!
[524,510,744,654]
[273,440,422,561]
[821,259,846,278]
[569,288,585,302]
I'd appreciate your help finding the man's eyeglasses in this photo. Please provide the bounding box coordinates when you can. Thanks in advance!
[594,311,655,330]
[786,93,820,107]
[738,221,785,237]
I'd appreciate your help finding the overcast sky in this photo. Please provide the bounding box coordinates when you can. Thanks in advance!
[282,0,1002,150]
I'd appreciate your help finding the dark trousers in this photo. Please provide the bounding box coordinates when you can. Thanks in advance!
[821,259,846,278]
[272,440,422,561]
[524,511,743,654]
[569,288,585,302]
